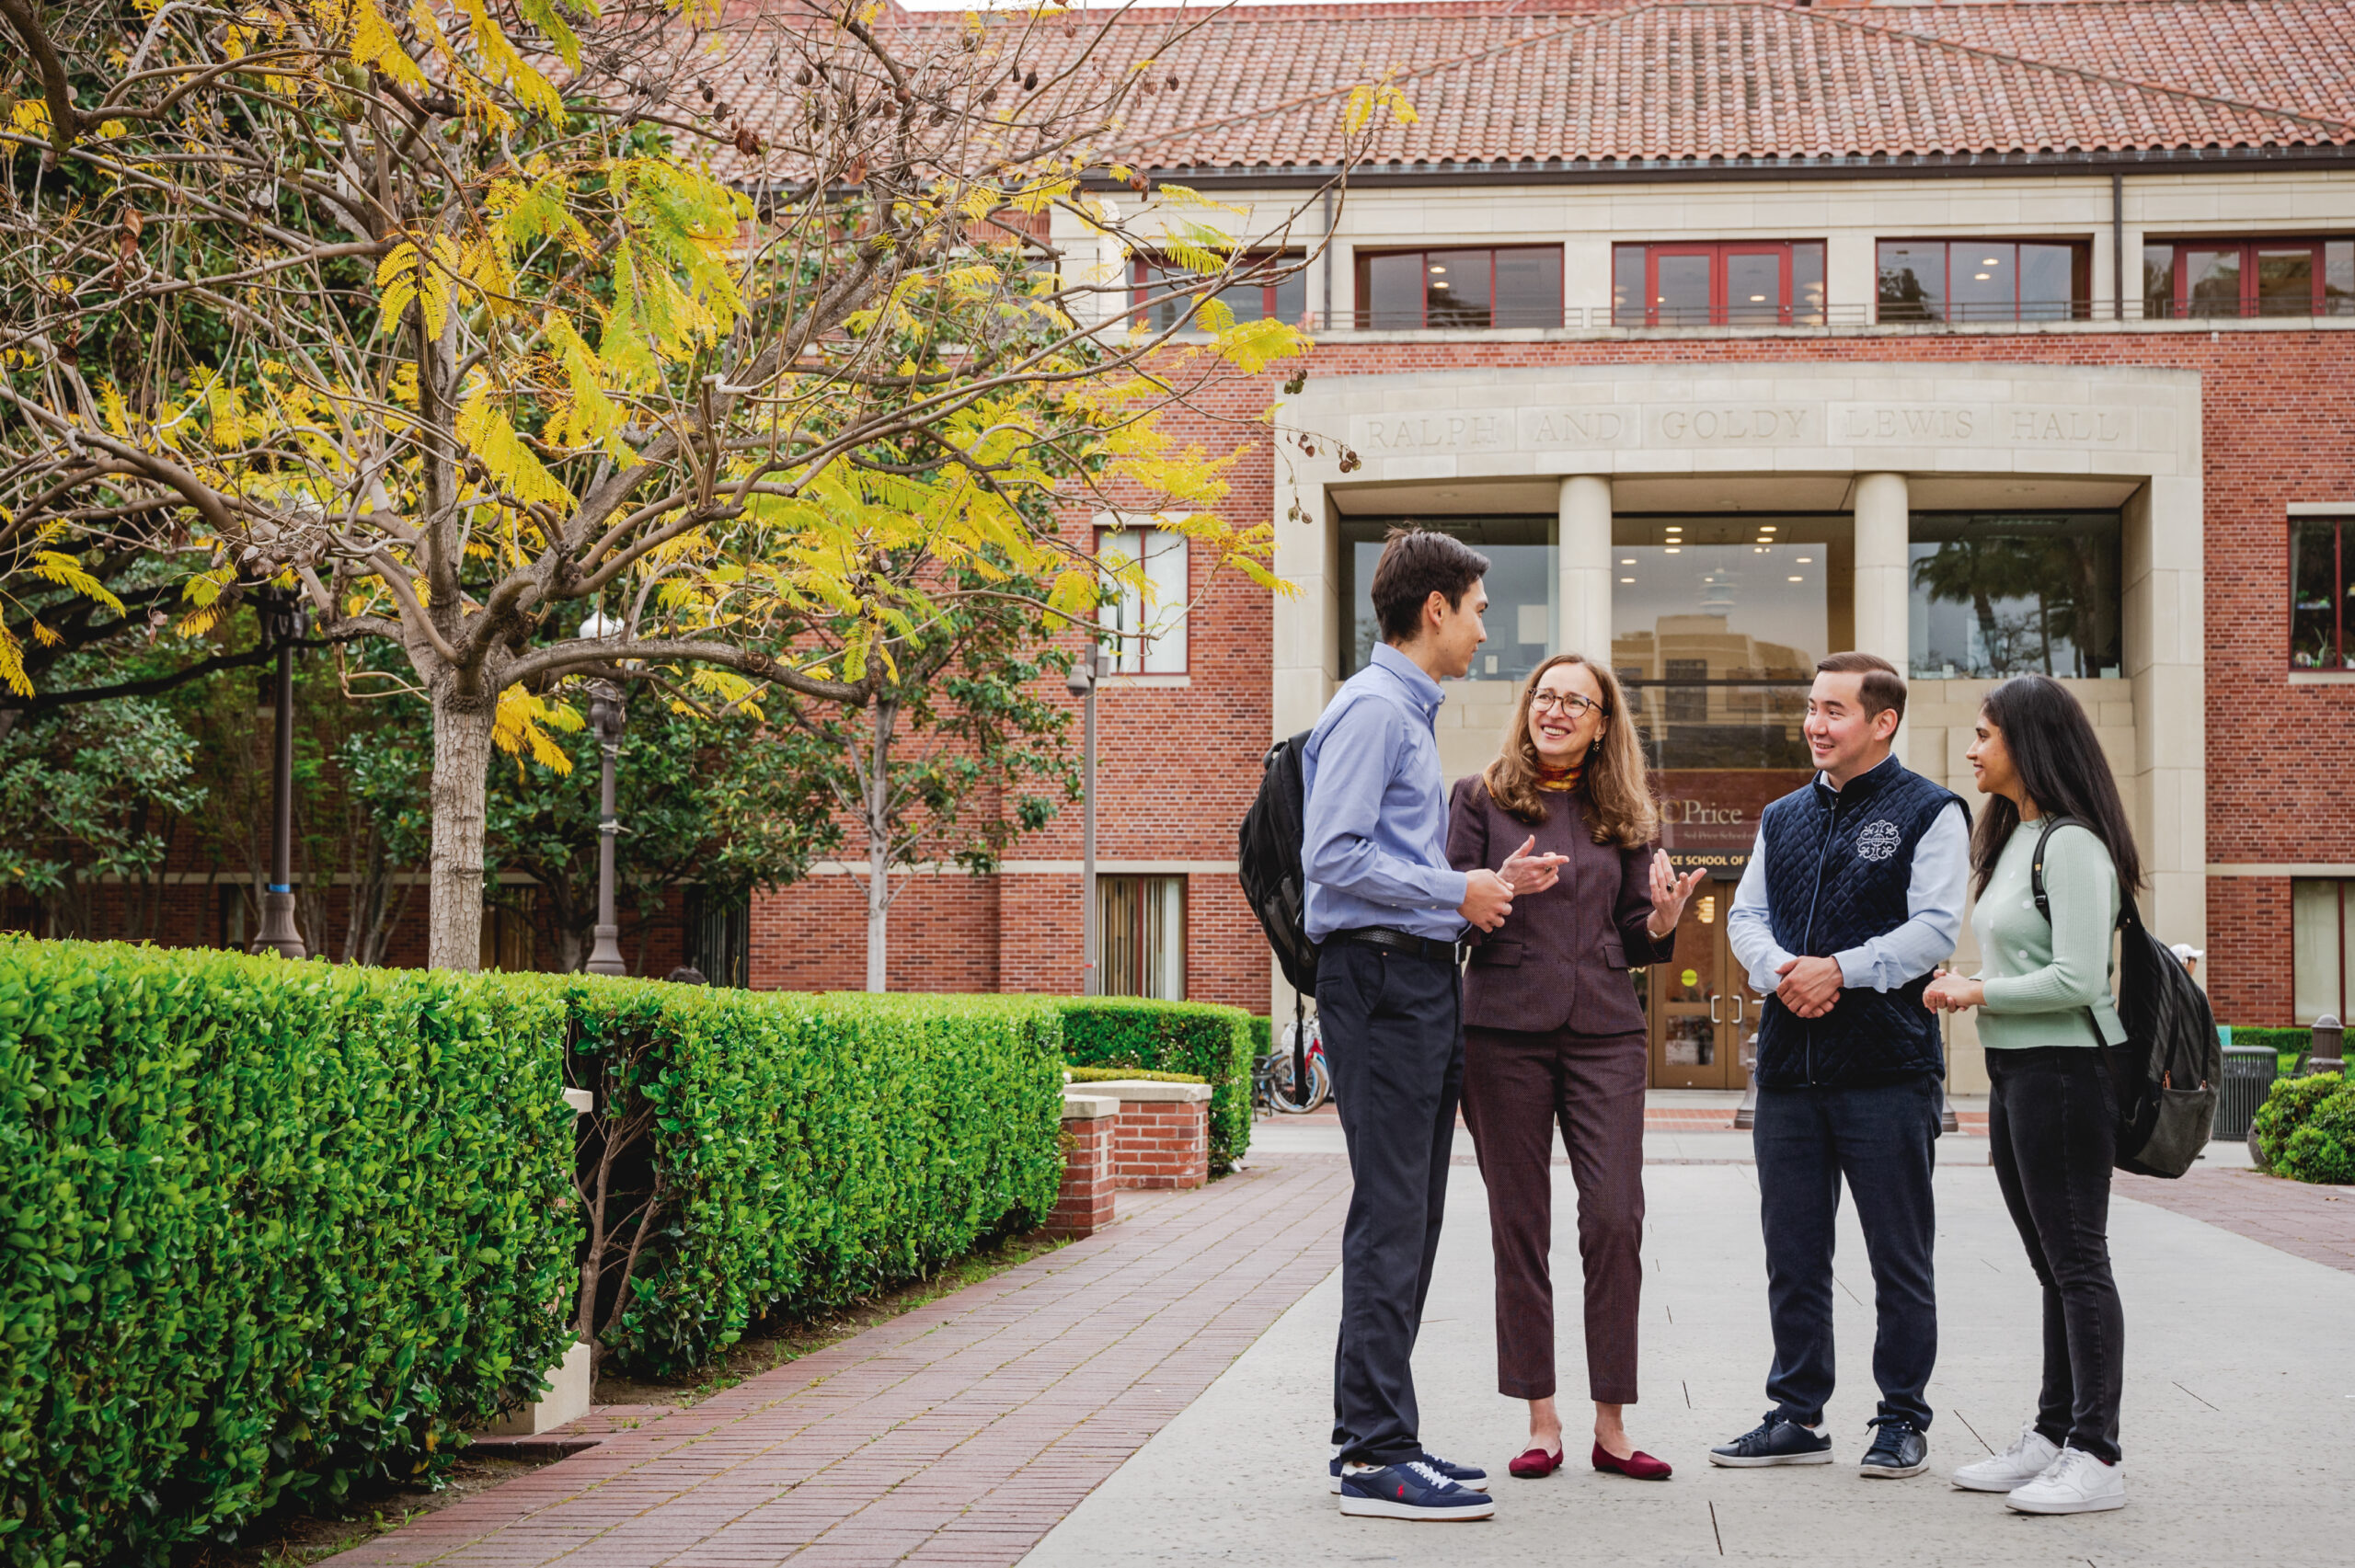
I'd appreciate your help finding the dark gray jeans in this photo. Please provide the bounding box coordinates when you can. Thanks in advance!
[1987,1046,2125,1462]
[1316,939,1463,1466]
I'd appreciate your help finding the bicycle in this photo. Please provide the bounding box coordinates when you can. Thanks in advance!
[1253,1013,1333,1116]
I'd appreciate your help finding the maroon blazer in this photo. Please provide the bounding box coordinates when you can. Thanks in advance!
[1446,773,1674,1036]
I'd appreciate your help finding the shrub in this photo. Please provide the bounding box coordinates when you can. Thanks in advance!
[2251,1072,2355,1185]
[0,941,579,1567]
[1063,1065,1207,1085]
[1057,999,1254,1173]
[571,990,1065,1378]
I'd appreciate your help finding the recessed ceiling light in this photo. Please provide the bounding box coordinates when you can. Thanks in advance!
[1664,546,1682,554]
[1620,576,1636,583]
[1760,525,1777,532]
[1974,272,1992,280]
[1429,265,1447,274]
[1753,545,1767,553]
[1749,294,1767,303]
[1621,557,1637,565]
[1983,257,2002,266]
[1788,575,1805,582]
[1797,555,1814,563]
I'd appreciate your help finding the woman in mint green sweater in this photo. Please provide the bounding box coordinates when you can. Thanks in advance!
[1923,674,2142,1518]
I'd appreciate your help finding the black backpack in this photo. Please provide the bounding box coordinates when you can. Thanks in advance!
[1237,729,1317,997]
[2029,817,2219,1178]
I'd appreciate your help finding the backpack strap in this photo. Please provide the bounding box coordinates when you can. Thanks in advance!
[2027,815,2084,923]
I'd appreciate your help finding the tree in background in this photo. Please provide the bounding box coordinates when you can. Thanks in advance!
[1,0,1398,969]
[0,697,203,939]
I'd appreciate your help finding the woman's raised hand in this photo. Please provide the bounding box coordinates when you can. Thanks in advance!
[1499,834,1569,895]
[1645,851,1707,938]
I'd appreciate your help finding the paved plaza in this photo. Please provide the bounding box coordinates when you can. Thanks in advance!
[332,1130,2355,1568]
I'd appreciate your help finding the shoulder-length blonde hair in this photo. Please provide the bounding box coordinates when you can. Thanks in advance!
[1482,652,1659,849]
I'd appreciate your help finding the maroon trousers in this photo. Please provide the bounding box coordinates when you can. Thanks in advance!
[1461,1024,1648,1404]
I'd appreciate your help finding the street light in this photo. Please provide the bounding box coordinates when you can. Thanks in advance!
[580,611,627,977]
[1063,643,1099,996]
[250,592,305,960]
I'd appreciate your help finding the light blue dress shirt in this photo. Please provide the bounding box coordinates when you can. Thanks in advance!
[1726,776,1969,994]
[1301,643,1471,943]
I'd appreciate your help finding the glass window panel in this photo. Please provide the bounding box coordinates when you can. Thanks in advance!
[1656,253,1712,326]
[2291,521,2343,670]
[1099,527,1189,673]
[2256,245,2317,316]
[1948,242,2016,323]
[2019,243,2077,320]
[1100,876,1183,999]
[2291,880,2349,1025]
[1790,243,1825,325]
[1425,248,1492,329]
[1341,517,1554,681]
[1725,251,1785,326]
[1270,267,1306,325]
[2326,240,2354,317]
[1878,241,1944,321]
[1613,538,1825,770]
[2183,246,2243,316]
[1494,247,1562,327]
[2142,244,2177,319]
[1613,246,1646,326]
[1906,512,2124,680]
[1363,251,1425,329]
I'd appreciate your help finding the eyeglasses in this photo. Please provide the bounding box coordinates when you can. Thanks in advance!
[1530,691,1605,718]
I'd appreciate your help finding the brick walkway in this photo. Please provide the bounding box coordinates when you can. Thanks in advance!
[2119,1164,2355,1273]
[324,1154,1350,1568]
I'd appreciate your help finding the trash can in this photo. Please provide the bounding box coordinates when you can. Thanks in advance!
[2215,1046,2284,1141]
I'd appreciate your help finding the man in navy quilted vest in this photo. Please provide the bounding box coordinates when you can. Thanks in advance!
[1710,652,1969,1482]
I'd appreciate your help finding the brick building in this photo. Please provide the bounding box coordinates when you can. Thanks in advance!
[732,0,2355,1093]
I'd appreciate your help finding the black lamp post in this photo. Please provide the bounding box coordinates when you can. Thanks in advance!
[250,592,306,960]
[1063,644,1099,995]
[580,608,629,976]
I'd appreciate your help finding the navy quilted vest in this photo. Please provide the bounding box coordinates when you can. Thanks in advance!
[1753,755,1964,1088]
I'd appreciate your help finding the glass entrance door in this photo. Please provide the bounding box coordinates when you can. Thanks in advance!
[1647,883,1761,1090]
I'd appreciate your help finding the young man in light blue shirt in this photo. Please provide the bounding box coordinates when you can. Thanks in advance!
[1304,529,1533,1522]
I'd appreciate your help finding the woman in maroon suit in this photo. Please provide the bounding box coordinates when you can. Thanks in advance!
[1448,652,1704,1482]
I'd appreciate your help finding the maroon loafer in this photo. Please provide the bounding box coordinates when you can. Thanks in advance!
[1508,1446,1565,1479]
[1592,1442,1673,1481]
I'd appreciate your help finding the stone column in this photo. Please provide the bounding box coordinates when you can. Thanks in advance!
[1557,475,1614,659]
[1851,471,1912,762]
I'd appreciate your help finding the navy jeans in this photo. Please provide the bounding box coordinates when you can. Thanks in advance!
[1752,1075,1941,1430]
[1316,939,1463,1466]
[1987,1047,2124,1462]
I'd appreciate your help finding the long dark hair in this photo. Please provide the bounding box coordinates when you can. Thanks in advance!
[1970,675,2144,899]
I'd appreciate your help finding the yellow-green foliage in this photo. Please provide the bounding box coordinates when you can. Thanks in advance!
[0,940,579,1566]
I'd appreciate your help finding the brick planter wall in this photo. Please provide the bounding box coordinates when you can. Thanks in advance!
[1086,1082,1213,1191]
[1045,1094,1119,1239]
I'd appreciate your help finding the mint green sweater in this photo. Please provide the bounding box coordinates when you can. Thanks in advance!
[1970,820,2127,1049]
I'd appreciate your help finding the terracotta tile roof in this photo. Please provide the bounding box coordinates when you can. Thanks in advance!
[1078,0,2355,168]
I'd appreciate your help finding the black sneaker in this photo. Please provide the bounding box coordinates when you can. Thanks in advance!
[1859,1416,1928,1479]
[1708,1412,1834,1468]
[1337,1459,1497,1520]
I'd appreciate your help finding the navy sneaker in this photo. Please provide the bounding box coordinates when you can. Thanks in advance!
[1337,1459,1496,1520]
[1327,1448,1487,1494]
[1859,1416,1929,1479]
[1707,1412,1835,1468]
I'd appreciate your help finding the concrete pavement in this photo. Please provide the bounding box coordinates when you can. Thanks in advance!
[1021,1160,2354,1568]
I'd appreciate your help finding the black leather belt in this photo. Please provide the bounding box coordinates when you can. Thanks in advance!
[1330,925,1467,965]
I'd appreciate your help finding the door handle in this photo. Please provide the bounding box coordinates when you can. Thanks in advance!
[1709,993,1723,1024]
[1731,994,1746,1024]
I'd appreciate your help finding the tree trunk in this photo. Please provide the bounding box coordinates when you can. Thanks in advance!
[862,695,895,993]
[427,693,496,970]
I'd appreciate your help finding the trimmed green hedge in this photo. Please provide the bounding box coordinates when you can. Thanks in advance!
[1057,999,1254,1173]
[573,989,1065,1377]
[2226,1025,2313,1059]
[0,940,579,1567]
[1063,1065,1207,1085]
[2252,1072,2355,1185]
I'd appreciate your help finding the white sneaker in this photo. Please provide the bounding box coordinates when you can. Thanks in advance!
[2005,1447,2126,1515]
[1951,1425,2061,1493]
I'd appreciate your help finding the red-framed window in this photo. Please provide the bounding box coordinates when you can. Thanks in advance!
[1131,252,1305,332]
[1353,246,1563,330]
[1096,522,1189,674]
[1876,239,2091,324]
[2142,237,2355,319]
[2292,515,2355,671]
[1612,242,1825,327]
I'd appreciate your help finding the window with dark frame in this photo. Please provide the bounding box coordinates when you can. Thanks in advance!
[2292,879,2353,1026]
[1611,242,1826,327]
[1131,253,1305,332]
[2292,516,2355,671]
[2142,237,2355,319]
[1098,875,1185,1000]
[1353,246,1564,330]
[1877,239,2091,323]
